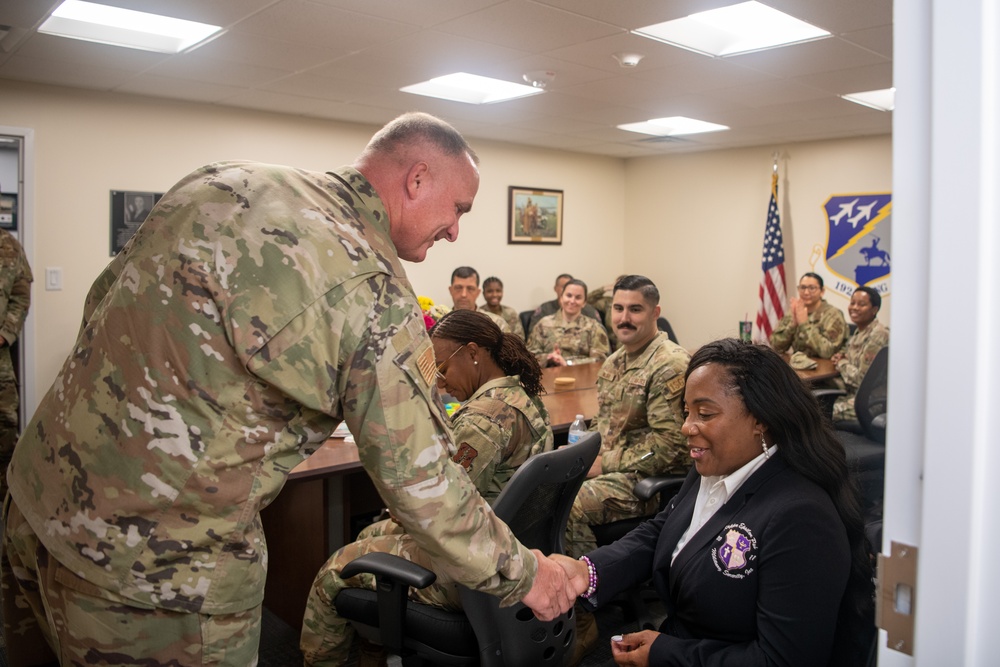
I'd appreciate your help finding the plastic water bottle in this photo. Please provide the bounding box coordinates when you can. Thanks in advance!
[567,414,587,445]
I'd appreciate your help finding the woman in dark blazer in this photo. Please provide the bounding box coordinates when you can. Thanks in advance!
[557,339,874,666]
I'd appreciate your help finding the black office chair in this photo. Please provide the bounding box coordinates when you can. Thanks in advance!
[815,346,889,442]
[589,474,685,630]
[519,309,534,338]
[334,433,601,666]
[656,317,678,345]
[816,348,889,528]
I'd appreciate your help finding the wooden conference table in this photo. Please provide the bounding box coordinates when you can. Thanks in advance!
[260,362,601,630]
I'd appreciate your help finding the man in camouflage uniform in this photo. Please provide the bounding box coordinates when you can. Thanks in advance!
[564,276,691,560]
[0,228,31,499]
[770,271,848,359]
[448,265,510,333]
[527,273,603,335]
[830,286,890,422]
[2,113,574,665]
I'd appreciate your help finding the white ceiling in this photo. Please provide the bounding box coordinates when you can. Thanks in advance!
[0,0,893,158]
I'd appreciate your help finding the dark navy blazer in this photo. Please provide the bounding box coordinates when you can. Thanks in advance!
[588,453,850,666]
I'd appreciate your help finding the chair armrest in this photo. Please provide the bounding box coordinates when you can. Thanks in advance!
[340,552,437,590]
[633,476,685,503]
[811,388,846,400]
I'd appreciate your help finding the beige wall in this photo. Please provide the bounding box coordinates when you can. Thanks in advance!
[3,80,891,405]
[2,80,627,404]
[624,136,893,348]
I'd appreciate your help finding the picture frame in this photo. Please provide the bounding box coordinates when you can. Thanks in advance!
[110,190,163,256]
[0,193,17,231]
[507,186,563,245]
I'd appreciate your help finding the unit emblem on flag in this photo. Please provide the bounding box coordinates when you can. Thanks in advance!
[822,193,892,292]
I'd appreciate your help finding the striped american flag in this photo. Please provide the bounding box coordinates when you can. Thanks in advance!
[754,171,787,342]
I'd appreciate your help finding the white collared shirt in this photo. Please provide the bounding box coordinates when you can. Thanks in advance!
[671,445,778,563]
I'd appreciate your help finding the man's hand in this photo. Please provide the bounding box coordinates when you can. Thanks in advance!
[611,630,660,666]
[520,549,576,621]
[548,553,590,597]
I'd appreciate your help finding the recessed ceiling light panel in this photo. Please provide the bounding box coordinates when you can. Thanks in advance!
[633,1,830,57]
[39,0,222,54]
[401,72,544,104]
[618,116,730,137]
[841,87,896,111]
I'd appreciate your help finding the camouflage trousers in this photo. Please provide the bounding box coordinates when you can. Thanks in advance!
[300,520,463,666]
[1,497,262,666]
[0,346,18,499]
[564,472,658,559]
[832,393,858,423]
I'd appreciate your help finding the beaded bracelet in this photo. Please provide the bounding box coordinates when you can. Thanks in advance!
[579,555,598,599]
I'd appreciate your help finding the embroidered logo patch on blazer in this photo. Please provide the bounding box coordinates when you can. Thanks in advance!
[712,523,757,579]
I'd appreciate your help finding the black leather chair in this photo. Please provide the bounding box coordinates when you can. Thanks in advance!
[334,433,601,666]
[656,317,678,345]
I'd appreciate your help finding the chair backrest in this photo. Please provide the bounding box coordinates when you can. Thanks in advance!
[519,309,534,338]
[854,346,889,443]
[459,433,600,665]
[491,431,600,554]
[656,317,679,344]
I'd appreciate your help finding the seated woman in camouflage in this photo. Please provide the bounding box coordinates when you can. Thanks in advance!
[528,279,611,366]
[770,272,847,359]
[830,286,889,422]
[300,309,553,665]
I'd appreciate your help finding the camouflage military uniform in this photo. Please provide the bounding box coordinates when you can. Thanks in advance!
[300,375,553,664]
[564,333,691,559]
[586,286,617,349]
[833,320,890,422]
[3,162,535,663]
[478,307,512,334]
[0,230,31,499]
[528,298,602,335]
[479,303,525,339]
[770,299,848,359]
[527,310,611,366]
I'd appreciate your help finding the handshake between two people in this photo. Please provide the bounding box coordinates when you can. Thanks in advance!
[519,552,658,666]
[519,551,591,621]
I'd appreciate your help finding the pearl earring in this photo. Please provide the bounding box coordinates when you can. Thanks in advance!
[760,433,770,458]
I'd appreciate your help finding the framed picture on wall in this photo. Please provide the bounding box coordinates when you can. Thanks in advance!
[110,190,163,256]
[0,193,16,231]
[507,186,563,245]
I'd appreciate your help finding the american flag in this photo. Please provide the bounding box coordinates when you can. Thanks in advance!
[754,172,787,342]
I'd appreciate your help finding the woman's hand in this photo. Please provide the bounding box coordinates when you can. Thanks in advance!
[547,553,591,597]
[611,630,660,666]
[790,298,808,325]
[830,351,845,364]
[547,350,567,366]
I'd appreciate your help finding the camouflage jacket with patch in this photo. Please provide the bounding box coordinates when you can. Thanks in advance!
[770,299,848,359]
[450,375,553,503]
[9,162,535,614]
[591,332,691,478]
[832,319,890,422]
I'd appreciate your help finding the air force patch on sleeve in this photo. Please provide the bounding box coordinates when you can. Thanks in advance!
[452,443,479,470]
[711,523,757,579]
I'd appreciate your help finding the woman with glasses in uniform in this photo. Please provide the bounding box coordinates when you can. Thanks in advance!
[770,272,847,359]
